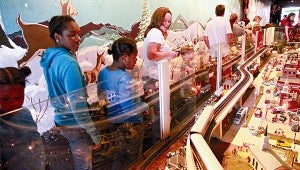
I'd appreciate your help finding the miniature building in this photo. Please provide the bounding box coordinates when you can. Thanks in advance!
[166,147,187,169]
[277,53,300,108]
[230,72,239,82]
[283,68,297,78]
[223,79,235,90]
[261,125,270,150]
[249,126,291,170]
[283,53,298,78]
[249,146,289,170]
[223,67,232,80]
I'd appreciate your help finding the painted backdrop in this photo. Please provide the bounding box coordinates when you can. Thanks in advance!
[0,0,271,132]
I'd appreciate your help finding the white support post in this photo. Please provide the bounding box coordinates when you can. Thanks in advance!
[241,34,246,63]
[215,43,222,96]
[158,59,171,139]
[263,28,266,46]
[255,31,258,53]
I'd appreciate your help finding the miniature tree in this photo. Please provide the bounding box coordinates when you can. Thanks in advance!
[136,0,150,41]
[27,96,49,123]
[0,12,4,32]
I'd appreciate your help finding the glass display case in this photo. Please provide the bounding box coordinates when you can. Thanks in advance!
[1,29,263,169]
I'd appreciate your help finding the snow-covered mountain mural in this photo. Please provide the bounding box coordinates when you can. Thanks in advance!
[0,0,249,133]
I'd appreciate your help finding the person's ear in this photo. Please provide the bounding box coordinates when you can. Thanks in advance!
[54,33,61,43]
[118,55,125,64]
[121,54,127,62]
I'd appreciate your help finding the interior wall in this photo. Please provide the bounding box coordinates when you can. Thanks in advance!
[247,0,272,26]
[0,0,243,35]
[0,0,241,68]
[1,0,203,34]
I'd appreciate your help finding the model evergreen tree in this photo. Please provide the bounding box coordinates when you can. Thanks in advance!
[0,12,4,33]
[0,12,13,49]
[136,0,150,41]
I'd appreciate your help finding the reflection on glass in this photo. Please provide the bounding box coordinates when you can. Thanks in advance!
[1,38,249,169]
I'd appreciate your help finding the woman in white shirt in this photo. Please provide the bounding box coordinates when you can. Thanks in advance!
[143,7,178,79]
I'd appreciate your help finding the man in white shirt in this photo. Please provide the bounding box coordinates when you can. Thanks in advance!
[204,4,233,58]
[204,4,233,96]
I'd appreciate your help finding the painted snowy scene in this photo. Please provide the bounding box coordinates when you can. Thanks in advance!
[0,0,218,134]
[0,25,209,133]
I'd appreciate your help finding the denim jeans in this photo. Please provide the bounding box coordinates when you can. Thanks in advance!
[57,126,92,170]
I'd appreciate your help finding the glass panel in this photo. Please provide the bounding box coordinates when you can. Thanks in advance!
[187,39,256,168]
[274,26,285,43]
[3,76,149,169]
[168,40,243,130]
[1,39,245,169]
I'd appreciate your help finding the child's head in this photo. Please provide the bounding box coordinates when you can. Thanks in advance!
[108,37,138,70]
[180,45,194,62]
[0,66,31,113]
[252,15,262,23]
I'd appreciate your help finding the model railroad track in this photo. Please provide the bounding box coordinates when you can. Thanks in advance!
[204,47,267,141]
[136,47,257,169]
[187,47,267,169]
[143,48,251,103]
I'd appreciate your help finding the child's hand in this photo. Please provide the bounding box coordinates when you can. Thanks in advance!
[93,142,102,151]
[185,66,194,74]
[171,51,179,58]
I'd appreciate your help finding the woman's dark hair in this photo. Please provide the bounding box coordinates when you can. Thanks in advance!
[144,7,172,38]
[287,12,296,22]
[0,66,31,87]
[48,15,76,41]
[230,13,238,31]
[108,37,137,61]
[215,4,225,16]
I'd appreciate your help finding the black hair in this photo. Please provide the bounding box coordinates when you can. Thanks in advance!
[108,37,137,61]
[0,66,31,87]
[48,15,76,41]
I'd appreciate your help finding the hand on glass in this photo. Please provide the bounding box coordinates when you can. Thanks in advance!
[170,51,179,59]
[93,142,102,151]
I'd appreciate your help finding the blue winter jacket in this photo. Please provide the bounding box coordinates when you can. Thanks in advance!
[40,47,100,144]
